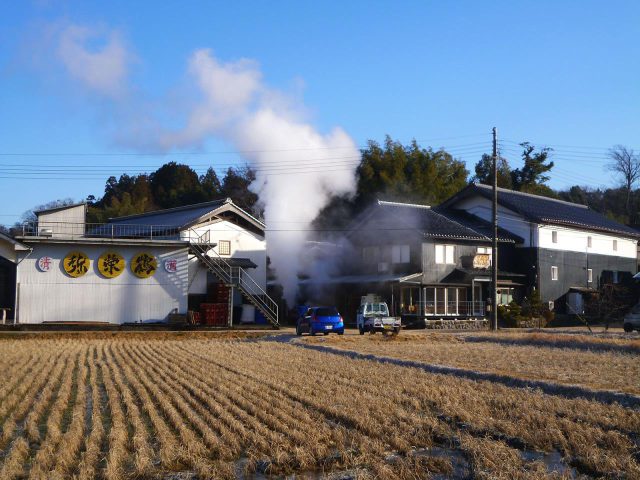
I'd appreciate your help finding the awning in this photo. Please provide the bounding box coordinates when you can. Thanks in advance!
[210,257,257,269]
[296,272,422,285]
[569,286,598,294]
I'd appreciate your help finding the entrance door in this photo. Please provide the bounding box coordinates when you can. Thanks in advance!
[473,284,483,315]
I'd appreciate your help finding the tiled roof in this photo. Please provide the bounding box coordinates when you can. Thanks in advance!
[444,184,640,239]
[355,200,519,242]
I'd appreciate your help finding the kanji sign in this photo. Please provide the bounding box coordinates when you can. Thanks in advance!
[98,251,125,278]
[131,252,157,278]
[63,251,90,278]
[37,256,52,272]
[164,258,178,273]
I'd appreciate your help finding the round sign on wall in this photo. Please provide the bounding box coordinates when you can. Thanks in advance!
[63,251,90,278]
[98,251,125,278]
[164,258,178,273]
[131,252,157,278]
[37,256,52,272]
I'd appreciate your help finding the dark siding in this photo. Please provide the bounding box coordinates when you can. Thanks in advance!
[0,257,16,320]
[537,249,637,311]
[422,240,491,284]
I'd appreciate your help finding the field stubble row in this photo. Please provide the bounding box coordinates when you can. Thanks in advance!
[0,337,637,479]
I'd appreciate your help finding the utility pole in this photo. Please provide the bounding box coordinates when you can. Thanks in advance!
[491,127,499,331]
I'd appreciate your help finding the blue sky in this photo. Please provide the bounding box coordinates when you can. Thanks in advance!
[1,1,639,225]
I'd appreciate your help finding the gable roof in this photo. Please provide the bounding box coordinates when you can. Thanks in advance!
[107,198,265,233]
[34,202,86,216]
[349,200,520,243]
[442,183,640,239]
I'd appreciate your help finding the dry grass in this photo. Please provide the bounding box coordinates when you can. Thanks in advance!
[0,335,637,479]
[303,332,640,394]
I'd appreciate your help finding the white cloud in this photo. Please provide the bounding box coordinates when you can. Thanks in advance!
[56,24,130,98]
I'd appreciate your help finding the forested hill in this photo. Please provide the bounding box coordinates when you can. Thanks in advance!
[11,137,640,230]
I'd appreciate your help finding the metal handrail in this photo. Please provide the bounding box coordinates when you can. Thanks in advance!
[20,221,180,240]
[188,228,279,326]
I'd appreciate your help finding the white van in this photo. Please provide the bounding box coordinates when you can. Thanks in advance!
[623,303,640,332]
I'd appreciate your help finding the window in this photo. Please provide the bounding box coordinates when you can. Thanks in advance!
[612,271,619,284]
[218,240,231,255]
[613,240,618,251]
[551,266,558,281]
[552,230,558,243]
[587,269,593,283]
[497,288,515,306]
[477,247,490,254]
[391,244,410,263]
[587,236,592,248]
[435,245,455,264]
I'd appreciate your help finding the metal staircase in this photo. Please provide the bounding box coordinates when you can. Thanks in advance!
[189,229,279,328]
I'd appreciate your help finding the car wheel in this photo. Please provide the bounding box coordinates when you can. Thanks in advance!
[324,332,329,335]
[338,331,344,335]
[295,325,301,336]
[624,323,633,333]
[359,325,364,335]
[310,330,316,336]
[393,327,400,335]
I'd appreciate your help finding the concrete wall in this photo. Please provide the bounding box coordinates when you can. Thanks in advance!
[16,243,188,324]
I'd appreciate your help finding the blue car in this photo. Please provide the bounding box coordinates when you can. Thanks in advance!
[296,306,344,336]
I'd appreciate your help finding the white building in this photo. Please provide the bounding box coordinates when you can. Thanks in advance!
[0,199,277,326]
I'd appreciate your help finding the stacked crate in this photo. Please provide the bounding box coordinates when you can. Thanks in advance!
[200,303,228,326]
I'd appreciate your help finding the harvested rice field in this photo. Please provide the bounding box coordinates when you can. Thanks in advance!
[0,332,639,479]
[303,330,640,395]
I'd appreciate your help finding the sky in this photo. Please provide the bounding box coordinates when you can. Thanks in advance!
[1,0,640,226]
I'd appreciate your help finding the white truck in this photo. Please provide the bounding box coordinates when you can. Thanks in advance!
[356,294,401,335]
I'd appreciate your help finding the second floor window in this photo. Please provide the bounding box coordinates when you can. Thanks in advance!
[218,240,231,256]
[613,240,618,251]
[435,244,455,265]
[587,268,593,283]
[551,266,558,281]
[552,231,558,243]
[391,245,410,264]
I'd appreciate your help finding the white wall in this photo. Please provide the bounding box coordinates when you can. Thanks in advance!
[185,219,267,291]
[454,196,536,246]
[538,225,637,259]
[16,243,188,324]
[37,205,86,238]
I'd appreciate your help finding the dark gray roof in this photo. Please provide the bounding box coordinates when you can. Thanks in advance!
[351,200,520,242]
[108,200,227,228]
[443,183,640,239]
[435,208,523,243]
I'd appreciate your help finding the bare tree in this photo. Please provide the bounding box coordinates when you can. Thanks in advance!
[608,145,640,219]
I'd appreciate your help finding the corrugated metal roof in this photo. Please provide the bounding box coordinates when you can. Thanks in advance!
[108,200,227,228]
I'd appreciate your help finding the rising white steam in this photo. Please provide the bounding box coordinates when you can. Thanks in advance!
[183,50,359,303]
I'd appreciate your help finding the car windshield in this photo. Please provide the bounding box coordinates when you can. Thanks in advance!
[366,303,389,315]
[315,307,339,316]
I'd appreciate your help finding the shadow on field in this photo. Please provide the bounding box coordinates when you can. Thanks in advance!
[290,341,640,409]
[463,334,640,355]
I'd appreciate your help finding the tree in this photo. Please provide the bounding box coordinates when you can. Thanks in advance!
[355,136,469,209]
[220,166,260,215]
[472,154,513,189]
[150,162,208,209]
[607,145,640,222]
[511,143,555,196]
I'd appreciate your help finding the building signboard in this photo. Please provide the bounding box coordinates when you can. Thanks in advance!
[63,251,90,277]
[37,256,52,272]
[131,252,157,278]
[164,258,178,273]
[98,252,125,278]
